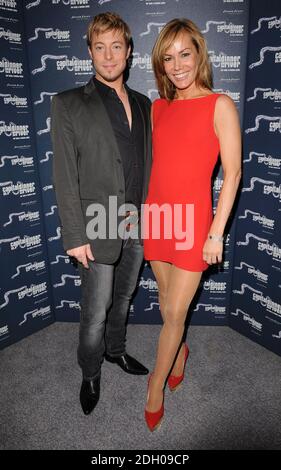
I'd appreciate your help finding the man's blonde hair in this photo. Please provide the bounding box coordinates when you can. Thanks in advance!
[86,12,131,49]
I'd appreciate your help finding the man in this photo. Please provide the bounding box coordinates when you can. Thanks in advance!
[51,12,152,415]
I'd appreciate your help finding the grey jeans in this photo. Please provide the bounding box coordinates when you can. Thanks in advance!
[77,237,143,380]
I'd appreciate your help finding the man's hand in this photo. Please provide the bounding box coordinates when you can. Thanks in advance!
[66,244,94,269]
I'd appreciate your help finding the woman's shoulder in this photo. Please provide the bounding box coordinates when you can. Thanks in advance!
[214,93,240,124]
[152,97,166,105]
[214,92,236,107]
[151,98,168,115]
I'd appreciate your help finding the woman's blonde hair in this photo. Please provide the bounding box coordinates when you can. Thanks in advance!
[152,18,213,100]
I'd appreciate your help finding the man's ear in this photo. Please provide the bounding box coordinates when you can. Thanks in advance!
[88,46,93,60]
[126,45,131,60]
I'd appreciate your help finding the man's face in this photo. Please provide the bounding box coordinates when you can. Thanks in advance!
[88,29,130,85]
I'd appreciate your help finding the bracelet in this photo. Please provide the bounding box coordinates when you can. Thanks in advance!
[208,233,224,242]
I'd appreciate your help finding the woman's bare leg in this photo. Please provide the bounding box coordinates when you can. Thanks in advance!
[146,264,202,412]
[150,261,186,378]
[150,260,172,322]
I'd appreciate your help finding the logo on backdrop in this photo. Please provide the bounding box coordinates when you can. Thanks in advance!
[48,227,61,242]
[249,46,281,68]
[43,184,53,192]
[34,92,56,105]
[0,93,28,108]
[0,234,42,251]
[13,235,41,250]
[51,255,71,265]
[209,50,241,70]
[29,28,70,42]
[193,303,226,315]
[56,300,80,309]
[26,0,40,8]
[32,55,92,75]
[1,181,36,197]
[203,280,227,294]
[243,151,281,170]
[236,234,281,261]
[40,151,53,163]
[3,210,40,227]
[26,0,91,8]
[233,286,281,319]
[242,178,281,200]
[247,88,281,103]
[53,274,81,287]
[251,16,281,34]
[245,115,281,133]
[0,283,47,310]
[201,21,244,37]
[0,121,29,139]
[19,306,51,325]
[0,59,23,77]
[0,155,34,168]
[132,52,152,71]
[0,0,18,12]
[238,209,274,230]
[213,177,223,193]
[231,309,262,332]
[0,28,21,43]
[144,299,160,312]
[0,325,9,338]
[234,261,268,283]
[139,22,165,37]
[37,117,51,136]
[139,277,158,292]
[45,205,57,217]
[12,261,46,279]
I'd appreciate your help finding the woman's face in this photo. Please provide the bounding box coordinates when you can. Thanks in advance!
[163,32,199,97]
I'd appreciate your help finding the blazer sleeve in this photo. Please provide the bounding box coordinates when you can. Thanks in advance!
[50,95,88,251]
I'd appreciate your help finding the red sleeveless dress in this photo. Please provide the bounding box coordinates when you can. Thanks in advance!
[143,94,220,272]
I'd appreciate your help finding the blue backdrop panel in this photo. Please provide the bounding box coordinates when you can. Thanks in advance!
[22,0,249,327]
[0,0,54,349]
[230,0,281,356]
[0,0,279,357]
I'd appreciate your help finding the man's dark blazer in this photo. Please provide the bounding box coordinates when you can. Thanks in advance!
[50,77,152,264]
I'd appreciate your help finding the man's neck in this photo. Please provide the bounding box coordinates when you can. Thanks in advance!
[94,74,125,96]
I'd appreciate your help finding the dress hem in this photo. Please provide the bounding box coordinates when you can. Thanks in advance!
[144,256,209,273]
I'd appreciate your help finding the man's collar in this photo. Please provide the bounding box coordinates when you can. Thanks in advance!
[84,76,135,101]
[93,76,115,98]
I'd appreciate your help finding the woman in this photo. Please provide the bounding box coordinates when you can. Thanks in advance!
[143,18,241,431]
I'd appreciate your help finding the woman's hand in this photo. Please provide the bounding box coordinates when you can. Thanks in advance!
[202,238,223,265]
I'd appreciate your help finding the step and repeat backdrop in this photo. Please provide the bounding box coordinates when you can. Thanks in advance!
[230,0,281,356]
[0,0,55,348]
[0,0,280,356]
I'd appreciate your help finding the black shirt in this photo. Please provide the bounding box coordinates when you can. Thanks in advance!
[93,76,144,211]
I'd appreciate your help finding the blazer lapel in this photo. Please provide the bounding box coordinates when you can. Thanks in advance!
[83,78,121,157]
[129,88,148,166]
